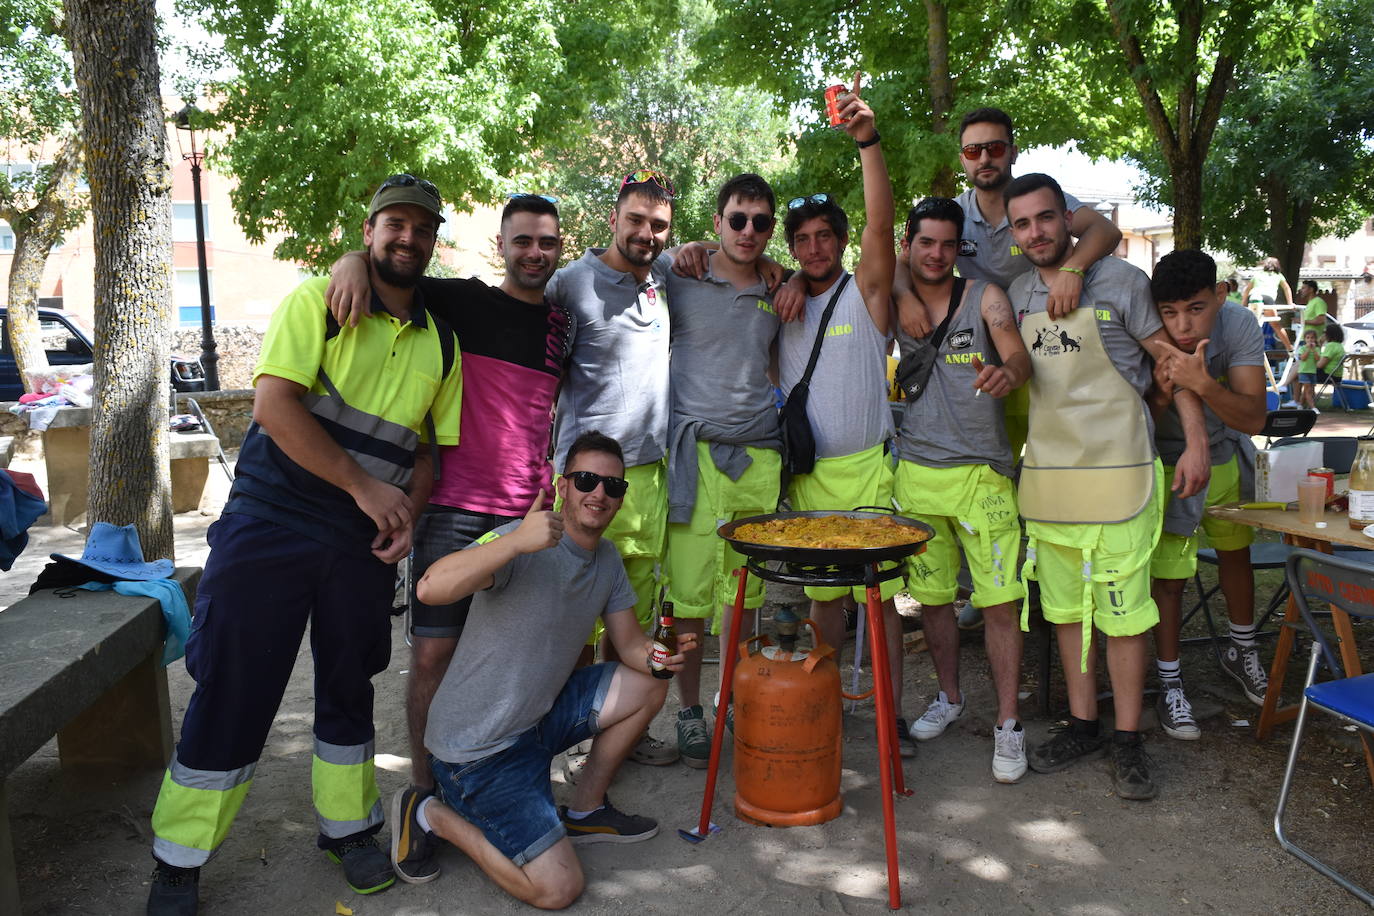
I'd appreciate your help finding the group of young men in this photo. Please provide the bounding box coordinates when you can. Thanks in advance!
[143,87,1274,915]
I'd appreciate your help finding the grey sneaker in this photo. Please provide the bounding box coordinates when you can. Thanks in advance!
[1156,678,1201,740]
[629,732,679,766]
[956,601,984,630]
[910,691,965,740]
[1028,724,1107,773]
[560,796,658,844]
[1109,732,1157,800]
[992,718,1028,783]
[1221,641,1269,705]
[677,705,710,769]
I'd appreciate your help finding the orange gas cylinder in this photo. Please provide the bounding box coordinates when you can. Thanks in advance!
[732,623,843,827]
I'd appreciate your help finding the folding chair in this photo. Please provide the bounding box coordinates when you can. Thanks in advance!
[1274,549,1374,906]
[1259,408,1317,448]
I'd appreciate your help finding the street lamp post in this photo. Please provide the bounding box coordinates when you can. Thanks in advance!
[174,103,219,391]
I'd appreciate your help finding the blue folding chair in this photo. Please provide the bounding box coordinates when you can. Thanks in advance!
[1274,549,1374,906]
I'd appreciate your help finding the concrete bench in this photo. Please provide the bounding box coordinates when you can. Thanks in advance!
[0,436,13,469]
[0,566,200,915]
[40,408,221,523]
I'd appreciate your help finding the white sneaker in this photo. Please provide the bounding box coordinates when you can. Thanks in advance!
[910,691,965,740]
[992,718,1028,783]
[1156,677,1201,740]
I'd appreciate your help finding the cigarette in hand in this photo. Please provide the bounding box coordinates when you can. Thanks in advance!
[971,355,985,397]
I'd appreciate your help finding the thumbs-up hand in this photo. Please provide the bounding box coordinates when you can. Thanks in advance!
[514,487,563,553]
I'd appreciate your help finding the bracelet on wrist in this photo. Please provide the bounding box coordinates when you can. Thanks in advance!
[856,131,881,149]
[1059,266,1085,277]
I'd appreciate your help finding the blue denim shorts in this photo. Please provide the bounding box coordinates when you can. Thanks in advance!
[1298,372,1317,384]
[410,507,521,638]
[429,662,617,864]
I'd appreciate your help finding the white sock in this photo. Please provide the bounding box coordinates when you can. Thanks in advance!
[415,796,435,834]
[565,804,604,820]
[1230,623,1258,647]
[1157,658,1182,681]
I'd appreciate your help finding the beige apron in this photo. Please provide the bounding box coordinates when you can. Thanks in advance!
[1017,306,1156,671]
[1018,307,1154,524]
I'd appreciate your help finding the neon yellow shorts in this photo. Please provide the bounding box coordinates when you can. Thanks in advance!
[565,460,665,642]
[1150,455,1253,580]
[665,444,780,630]
[788,442,904,602]
[1003,385,1029,462]
[1026,460,1164,646]
[894,461,1024,608]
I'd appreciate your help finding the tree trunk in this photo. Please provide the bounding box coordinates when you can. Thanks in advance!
[1170,152,1204,250]
[63,0,174,561]
[1,134,86,391]
[924,0,958,198]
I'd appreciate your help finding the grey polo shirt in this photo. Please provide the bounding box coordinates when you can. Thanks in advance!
[547,249,672,470]
[955,187,1085,290]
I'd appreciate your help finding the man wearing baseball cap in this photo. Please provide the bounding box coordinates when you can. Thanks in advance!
[145,174,462,915]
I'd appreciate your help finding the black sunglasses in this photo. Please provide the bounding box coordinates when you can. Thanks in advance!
[567,470,629,499]
[726,212,775,233]
[381,173,441,202]
[787,193,831,209]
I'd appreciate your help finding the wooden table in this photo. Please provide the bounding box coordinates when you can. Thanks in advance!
[1205,503,1374,783]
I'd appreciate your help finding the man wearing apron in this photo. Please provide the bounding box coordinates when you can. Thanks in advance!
[1146,251,1267,737]
[1004,174,1210,801]
[891,197,1032,782]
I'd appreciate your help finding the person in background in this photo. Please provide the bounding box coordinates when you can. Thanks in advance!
[1240,256,1294,350]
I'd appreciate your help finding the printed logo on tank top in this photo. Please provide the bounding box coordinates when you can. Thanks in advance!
[947,329,974,350]
[944,350,985,365]
[1028,323,1082,357]
[825,323,854,338]
[959,239,978,258]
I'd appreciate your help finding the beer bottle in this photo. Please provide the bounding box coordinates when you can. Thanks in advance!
[650,602,677,680]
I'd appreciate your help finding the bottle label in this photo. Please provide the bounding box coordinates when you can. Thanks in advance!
[650,640,671,670]
[1350,489,1374,522]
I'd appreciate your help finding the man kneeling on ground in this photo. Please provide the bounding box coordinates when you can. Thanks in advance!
[391,430,698,909]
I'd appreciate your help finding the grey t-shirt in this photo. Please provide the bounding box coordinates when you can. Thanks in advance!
[1155,301,1265,465]
[425,522,637,764]
[955,187,1085,290]
[1008,256,1161,398]
[894,279,1013,477]
[778,273,893,459]
[548,249,672,470]
[666,254,780,431]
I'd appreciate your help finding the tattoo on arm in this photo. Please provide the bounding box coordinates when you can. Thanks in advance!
[983,293,1015,330]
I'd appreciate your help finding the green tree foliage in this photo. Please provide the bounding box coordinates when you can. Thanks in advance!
[1187,0,1374,284]
[536,0,791,259]
[1010,0,1316,249]
[693,0,1082,234]
[182,0,676,268]
[1,0,87,386]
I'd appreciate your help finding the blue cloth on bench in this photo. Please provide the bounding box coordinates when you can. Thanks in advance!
[79,578,191,665]
[0,470,47,571]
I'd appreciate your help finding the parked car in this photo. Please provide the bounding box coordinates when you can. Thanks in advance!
[0,306,205,401]
[1342,318,1374,353]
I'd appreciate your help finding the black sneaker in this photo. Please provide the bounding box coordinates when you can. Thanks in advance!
[324,833,396,895]
[559,795,658,845]
[895,717,918,758]
[1027,724,1107,774]
[1109,733,1157,800]
[390,786,441,884]
[146,859,199,916]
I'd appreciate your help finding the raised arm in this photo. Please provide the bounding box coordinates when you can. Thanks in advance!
[416,494,563,605]
[1044,206,1123,318]
[325,250,373,327]
[1168,345,1266,435]
[840,73,894,337]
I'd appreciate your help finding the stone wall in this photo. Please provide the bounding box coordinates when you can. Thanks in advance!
[169,325,264,391]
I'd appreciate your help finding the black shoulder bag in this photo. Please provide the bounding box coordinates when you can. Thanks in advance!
[780,273,852,475]
[895,276,966,401]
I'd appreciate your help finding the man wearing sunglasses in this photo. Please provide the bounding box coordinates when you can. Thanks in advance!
[777,77,914,752]
[392,431,699,908]
[148,175,462,913]
[659,172,784,767]
[545,170,680,763]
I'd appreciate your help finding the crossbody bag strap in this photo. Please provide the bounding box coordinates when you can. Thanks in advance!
[927,275,966,350]
[798,273,853,389]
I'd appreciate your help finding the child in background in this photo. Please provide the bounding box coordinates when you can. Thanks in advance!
[1295,329,1321,410]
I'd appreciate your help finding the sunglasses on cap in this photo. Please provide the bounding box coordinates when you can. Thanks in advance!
[380,173,441,202]
[566,470,629,499]
[726,212,775,233]
[508,193,559,203]
[960,140,1010,161]
[787,193,831,209]
[619,169,676,198]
